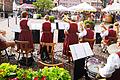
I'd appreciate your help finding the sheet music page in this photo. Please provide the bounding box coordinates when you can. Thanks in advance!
[69,45,78,60]
[70,43,86,60]
[69,42,94,61]
[82,42,94,57]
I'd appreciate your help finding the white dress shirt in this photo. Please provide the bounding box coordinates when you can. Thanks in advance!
[100,30,109,38]
[99,53,120,78]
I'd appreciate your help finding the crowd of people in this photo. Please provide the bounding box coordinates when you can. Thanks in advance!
[0,11,120,80]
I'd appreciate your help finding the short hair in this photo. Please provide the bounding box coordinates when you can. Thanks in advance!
[71,16,77,21]
[85,23,91,28]
[114,22,119,26]
[109,24,113,29]
[21,11,28,18]
[44,15,49,20]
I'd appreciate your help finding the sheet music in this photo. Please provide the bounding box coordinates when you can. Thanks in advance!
[69,42,94,61]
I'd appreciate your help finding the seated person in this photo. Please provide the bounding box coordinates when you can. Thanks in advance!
[100,24,117,52]
[0,30,15,56]
[101,24,117,45]
[99,50,120,80]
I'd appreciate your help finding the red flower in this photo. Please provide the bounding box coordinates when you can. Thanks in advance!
[41,76,46,80]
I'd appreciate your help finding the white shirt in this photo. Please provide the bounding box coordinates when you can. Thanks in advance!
[100,30,108,38]
[79,28,96,39]
[99,53,120,78]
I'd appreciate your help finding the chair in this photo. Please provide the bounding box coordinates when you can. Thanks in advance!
[15,40,34,66]
[38,42,63,67]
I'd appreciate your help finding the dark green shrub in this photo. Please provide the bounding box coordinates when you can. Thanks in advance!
[49,16,55,23]
[36,14,42,19]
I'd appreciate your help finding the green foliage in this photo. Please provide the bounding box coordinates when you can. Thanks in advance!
[49,16,55,23]
[16,68,42,80]
[33,0,54,12]
[36,14,42,19]
[0,63,71,80]
[84,20,95,25]
[0,63,17,78]
[42,66,71,80]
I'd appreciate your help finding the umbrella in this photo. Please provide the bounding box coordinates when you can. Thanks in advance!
[52,5,68,11]
[75,2,97,12]
[68,6,78,12]
[102,5,111,12]
[18,3,35,9]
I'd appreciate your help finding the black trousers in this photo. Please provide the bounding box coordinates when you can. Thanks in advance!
[73,58,91,80]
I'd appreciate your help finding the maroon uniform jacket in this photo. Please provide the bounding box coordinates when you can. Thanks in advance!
[63,22,79,56]
[82,28,94,49]
[104,29,117,45]
[19,19,34,49]
[41,21,53,43]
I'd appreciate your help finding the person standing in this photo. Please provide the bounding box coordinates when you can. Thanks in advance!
[40,15,53,43]
[63,16,79,59]
[18,11,34,49]
[80,23,95,49]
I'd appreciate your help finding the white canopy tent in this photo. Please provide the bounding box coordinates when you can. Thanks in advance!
[102,5,111,12]
[68,6,77,12]
[17,3,35,9]
[102,3,120,12]
[75,2,97,12]
[52,5,68,11]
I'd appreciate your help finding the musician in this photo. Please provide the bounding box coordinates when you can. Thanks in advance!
[18,11,34,49]
[40,15,53,43]
[79,23,95,49]
[65,20,91,80]
[63,16,79,58]
[99,51,120,80]
[100,24,117,52]
[113,22,119,36]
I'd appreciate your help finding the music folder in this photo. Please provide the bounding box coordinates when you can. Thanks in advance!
[69,42,94,61]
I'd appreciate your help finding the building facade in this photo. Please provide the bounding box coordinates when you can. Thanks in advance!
[54,0,102,8]
[0,0,12,12]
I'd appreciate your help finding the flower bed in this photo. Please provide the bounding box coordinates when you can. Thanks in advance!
[0,63,71,80]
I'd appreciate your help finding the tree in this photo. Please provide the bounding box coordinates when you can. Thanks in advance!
[33,0,54,13]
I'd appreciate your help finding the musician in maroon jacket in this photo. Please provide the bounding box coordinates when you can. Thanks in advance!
[18,11,34,49]
[80,23,95,49]
[40,15,53,43]
[63,16,79,58]
[100,24,117,52]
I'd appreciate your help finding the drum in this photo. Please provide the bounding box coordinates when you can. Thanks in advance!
[107,43,120,54]
[86,57,102,79]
